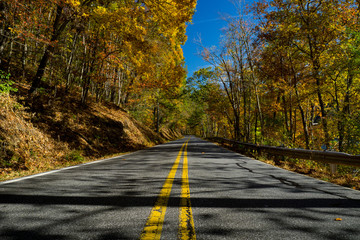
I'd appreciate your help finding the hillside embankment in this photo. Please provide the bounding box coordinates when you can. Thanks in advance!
[0,85,181,181]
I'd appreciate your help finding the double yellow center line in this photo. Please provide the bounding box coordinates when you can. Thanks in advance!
[140,139,196,240]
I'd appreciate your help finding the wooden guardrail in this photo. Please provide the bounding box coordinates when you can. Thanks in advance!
[210,137,360,169]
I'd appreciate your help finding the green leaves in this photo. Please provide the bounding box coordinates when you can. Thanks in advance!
[0,71,17,95]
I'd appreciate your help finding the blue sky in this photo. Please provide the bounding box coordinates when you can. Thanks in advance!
[182,0,254,77]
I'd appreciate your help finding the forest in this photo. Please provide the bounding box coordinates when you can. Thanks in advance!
[1,0,196,129]
[186,0,360,155]
[0,0,196,177]
[1,0,360,169]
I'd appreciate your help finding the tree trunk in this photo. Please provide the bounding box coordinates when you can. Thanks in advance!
[7,37,13,72]
[283,95,290,134]
[254,111,258,144]
[81,76,90,105]
[338,71,353,151]
[22,40,27,79]
[29,5,64,94]
[315,71,330,148]
[234,112,241,141]
[65,32,79,91]
[255,84,264,140]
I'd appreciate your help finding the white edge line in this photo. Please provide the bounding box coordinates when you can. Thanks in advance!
[0,138,186,186]
[0,153,132,186]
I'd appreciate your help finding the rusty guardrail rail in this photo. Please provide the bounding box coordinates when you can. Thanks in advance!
[210,137,360,168]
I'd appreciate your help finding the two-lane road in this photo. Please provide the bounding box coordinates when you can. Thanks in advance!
[1,137,360,239]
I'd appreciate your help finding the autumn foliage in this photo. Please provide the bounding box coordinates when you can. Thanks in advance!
[0,0,196,123]
[193,0,360,156]
[0,0,195,177]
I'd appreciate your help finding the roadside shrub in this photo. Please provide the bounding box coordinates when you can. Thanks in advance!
[0,70,17,94]
[65,150,84,162]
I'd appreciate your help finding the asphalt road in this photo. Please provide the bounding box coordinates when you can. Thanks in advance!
[1,136,360,240]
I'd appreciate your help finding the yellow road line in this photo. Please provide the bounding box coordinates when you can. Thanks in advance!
[140,141,188,240]
[178,141,196,240]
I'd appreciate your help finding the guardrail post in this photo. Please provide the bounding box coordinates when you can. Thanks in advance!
[330,164,337,174]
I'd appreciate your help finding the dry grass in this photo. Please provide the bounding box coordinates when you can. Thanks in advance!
[0,86,181,182]
[0,93,69,179]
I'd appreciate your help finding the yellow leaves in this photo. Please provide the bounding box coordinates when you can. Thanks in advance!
[76,0,194,99]
[94,6,107,15]
[65,0,80,7]
[278,22,300,34]
[138,6,146,12]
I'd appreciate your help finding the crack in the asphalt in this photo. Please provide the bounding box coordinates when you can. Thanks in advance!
[269,175,301,188]
[236,162,301,188]
[235,163,254,173]
[235,162,356,200]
